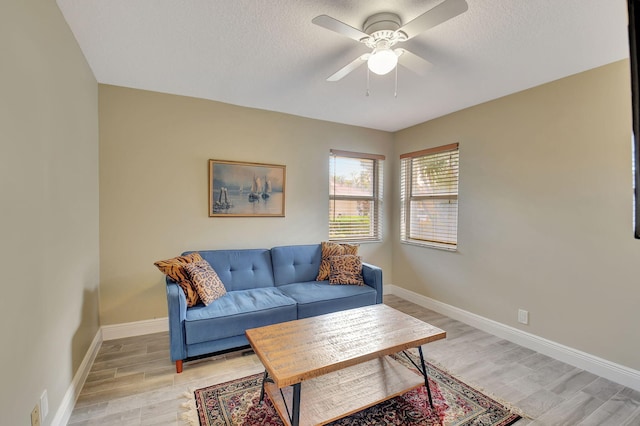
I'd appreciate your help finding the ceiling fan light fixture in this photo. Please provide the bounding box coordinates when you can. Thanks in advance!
[367,48,398,75]
[313,0,468,82]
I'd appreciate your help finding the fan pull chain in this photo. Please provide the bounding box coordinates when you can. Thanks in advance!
[366,68,370,96]
[394,65,398,98]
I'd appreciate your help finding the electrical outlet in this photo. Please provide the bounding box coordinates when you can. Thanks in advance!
[30,404,40,426]
[40,390,48,419]
[518,309,529,325]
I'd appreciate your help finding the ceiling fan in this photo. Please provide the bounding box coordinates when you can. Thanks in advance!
[312,0,468,82]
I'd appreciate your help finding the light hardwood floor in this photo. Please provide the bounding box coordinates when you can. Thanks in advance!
[68,295,640,425]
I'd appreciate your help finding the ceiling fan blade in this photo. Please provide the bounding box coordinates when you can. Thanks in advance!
[312,15,369,42]
[326,55,368,82]
[396,49,434,76]
[398,0,468,40]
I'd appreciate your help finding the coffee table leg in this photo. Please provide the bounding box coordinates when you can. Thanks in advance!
[418,346,434,408]
[291,383,301,426]
[259,370,269,403]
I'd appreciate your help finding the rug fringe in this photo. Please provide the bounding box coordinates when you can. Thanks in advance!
[181,387,200,426]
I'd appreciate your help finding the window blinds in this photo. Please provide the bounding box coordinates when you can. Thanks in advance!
[329,150,384,241]
[400,143,459,248]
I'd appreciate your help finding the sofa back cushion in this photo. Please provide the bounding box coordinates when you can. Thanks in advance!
[185,249,274,291]
[271,244,322,286]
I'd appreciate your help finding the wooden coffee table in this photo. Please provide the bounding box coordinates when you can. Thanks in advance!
[245,304,446,426]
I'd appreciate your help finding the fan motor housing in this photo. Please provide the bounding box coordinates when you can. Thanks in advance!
[362,12,407,48]
[363,12,402,34]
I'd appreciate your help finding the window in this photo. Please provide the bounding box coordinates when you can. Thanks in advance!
[329,150,384,241]
[400,143,459,250]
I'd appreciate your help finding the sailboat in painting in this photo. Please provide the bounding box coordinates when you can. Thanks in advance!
[262,177,272,199]
[214,187,232,211]
[248,175,261,202]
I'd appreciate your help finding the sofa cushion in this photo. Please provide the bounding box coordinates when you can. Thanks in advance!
[184,260,227,305]
[277,281,376,319]
[328,255,364,286]
[187,249,275,291]
[271,244,322,286]
[155,252,203,307]
[184,287,297,344]
[316,241,358,281]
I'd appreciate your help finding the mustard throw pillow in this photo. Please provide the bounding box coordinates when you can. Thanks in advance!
[154,252,203,307]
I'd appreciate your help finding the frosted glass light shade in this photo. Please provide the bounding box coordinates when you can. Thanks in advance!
[367,48,398,75]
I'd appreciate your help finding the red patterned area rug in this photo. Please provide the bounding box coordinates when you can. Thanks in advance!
[185,357,522,426]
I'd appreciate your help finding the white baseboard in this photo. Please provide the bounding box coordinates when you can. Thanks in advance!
[387,284,640,392]
[101,317,169,340]
[51,329,103,426]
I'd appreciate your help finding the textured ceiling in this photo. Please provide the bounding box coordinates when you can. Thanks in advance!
[57,0,630,132]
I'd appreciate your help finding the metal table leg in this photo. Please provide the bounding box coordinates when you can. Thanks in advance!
[403,347,434,408]
[291,383,301,426]
[418,346,434,408]
[259,370,270,404]
[278,382,302,426]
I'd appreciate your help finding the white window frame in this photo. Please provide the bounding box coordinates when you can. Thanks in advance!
[400,143,459,250]
[329,149,384,242]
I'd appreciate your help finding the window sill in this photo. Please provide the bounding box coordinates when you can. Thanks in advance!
[400,240,457,252]
[329,238,382,245]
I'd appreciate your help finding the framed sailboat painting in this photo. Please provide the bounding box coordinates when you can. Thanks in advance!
[208,159,286,217]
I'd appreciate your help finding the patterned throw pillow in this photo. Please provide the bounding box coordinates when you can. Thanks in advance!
[183,260,227,306]
[316,241,359,281]
[154,252,203,307]
[328,255,364,286]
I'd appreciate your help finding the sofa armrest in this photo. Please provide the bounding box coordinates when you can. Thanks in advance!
[166,280,188,361]
[362,262,383,304]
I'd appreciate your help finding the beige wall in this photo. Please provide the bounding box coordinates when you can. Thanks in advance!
[98,85,394,325]
[393,60,639,371]
[0,1,99,425]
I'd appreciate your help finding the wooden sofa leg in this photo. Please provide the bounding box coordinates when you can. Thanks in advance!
[176,360,183,374]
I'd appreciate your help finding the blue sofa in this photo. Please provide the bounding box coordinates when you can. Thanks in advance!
[165,243,383,372]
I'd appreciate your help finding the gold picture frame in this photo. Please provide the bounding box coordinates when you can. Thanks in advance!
[209,159,286,217]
